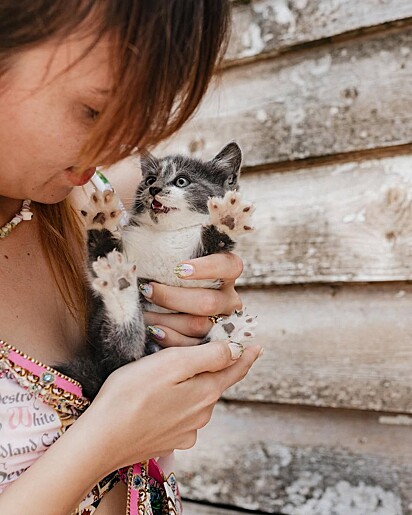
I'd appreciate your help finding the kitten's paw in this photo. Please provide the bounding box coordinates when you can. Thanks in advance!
[81,190,123,234]
[91,250,139,325]
[207,191,255,239]
[207,309,257,344]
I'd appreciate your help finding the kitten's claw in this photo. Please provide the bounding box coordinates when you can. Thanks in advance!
[81,190,123,234]
[207,309,258,344]
[207,191,255,239]
[91,250,139,325]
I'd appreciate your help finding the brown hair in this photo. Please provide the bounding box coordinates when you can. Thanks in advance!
[0,0,231,323]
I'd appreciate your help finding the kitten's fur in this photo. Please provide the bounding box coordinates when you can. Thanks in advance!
[55,142,256,398]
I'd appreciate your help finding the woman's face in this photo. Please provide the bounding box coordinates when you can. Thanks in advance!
[0,34,113,203]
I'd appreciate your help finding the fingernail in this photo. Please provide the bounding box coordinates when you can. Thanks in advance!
[258,347,264,358]
[147,326,166,340]
[174,264,194,278]
[139,283,153,298]
[228,341,244,360]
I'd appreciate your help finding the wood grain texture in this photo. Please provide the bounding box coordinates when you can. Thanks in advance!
[176,402,412,514]
[225,285,412,413]
[229,156,412,285]
[227,0,412,64]
[157,29,412,168]
[184,502,260,515]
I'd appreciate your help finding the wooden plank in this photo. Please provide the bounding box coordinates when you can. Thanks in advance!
[184,501,261,515]
[158,28,412,167]
[227,0,412,64]
[224,284,412,413]
[176,402,412,514]
[231,156,412,285]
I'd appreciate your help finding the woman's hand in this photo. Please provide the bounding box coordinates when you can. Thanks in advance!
[77,339,262,475]
[142,253,244,347]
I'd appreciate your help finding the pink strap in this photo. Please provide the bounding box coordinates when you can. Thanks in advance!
[6,347,83,397]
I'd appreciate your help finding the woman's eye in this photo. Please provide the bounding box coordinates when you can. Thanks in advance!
[145,176,157,186]
[175,177,190,188]
[85,106,100,121]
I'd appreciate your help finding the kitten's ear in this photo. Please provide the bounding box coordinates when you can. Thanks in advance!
[139,150,159,177]
[211,142,242,189]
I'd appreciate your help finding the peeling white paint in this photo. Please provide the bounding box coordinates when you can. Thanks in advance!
[240,23,265,58]
[379,414,412,426]
[256,109,269,122]
[284,478,402,515]
[292,0,308,10]
[395,290,406,298]
[310,55,332,77]
[272,0,297,30]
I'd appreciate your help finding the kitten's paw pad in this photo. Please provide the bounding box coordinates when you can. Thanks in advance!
[91,250,139,325]
[208,309,258,343]
[92,251,137,293]
[81,190,123,233]
[207,191,255,238]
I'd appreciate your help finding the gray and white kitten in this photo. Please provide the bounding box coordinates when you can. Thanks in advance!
[56,142,256,398]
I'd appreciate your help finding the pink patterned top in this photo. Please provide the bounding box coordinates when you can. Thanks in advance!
[0,340,182,514]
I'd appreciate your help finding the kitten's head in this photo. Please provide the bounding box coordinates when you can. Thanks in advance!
[131,142,242,228]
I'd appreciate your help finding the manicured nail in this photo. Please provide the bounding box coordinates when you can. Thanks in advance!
[258,347,264,358]
[174,264,194,278]
[147,326,166,340]
[139,283,153,298]
[228,341,244,360]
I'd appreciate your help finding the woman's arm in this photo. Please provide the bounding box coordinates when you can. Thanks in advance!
[0,341,261,515]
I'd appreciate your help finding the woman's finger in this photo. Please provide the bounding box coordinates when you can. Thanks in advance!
[140,282,241,316]
[174,252,243,281]
[146,324,202,347]
[163,340,254,382]
[143,312,213,337]
[201,344,262,393]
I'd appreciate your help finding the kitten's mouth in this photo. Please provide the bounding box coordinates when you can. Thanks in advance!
[151,199,177,214]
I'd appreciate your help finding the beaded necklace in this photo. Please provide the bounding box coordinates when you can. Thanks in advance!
[0,199,33,239]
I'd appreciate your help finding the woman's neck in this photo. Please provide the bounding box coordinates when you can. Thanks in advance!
[0,196,25,227]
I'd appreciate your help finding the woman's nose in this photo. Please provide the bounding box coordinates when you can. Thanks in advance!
[149,186,162,196]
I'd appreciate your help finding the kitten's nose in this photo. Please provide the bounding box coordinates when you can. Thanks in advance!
[149,186,162,196]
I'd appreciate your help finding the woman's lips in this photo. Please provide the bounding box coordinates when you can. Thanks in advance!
[65,166,96,186]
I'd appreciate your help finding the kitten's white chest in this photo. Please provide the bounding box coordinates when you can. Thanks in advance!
[123,224,206,286]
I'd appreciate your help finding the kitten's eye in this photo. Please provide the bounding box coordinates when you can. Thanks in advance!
[174,176,191,188]
[227,174,236,186]
[145,176,157,186]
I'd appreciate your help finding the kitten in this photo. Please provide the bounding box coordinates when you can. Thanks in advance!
[56,142,256,399]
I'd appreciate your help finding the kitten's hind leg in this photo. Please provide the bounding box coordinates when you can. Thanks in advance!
[90,250,146,366]
[204,309,258,344]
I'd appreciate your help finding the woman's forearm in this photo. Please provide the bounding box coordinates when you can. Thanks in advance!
[0,415,113,515]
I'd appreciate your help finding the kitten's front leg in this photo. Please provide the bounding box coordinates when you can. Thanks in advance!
[82,190,146,376]
[198,190,255,256]
[81,189,124,262]
[198,191,258,344]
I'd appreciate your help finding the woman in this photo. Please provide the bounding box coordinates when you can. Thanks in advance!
[0,1,262,514]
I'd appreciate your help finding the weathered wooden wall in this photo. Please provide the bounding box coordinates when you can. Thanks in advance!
[159,1,412,513]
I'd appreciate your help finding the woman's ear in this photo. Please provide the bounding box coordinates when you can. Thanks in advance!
[139,150,159,177]
[211,142,242,189]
